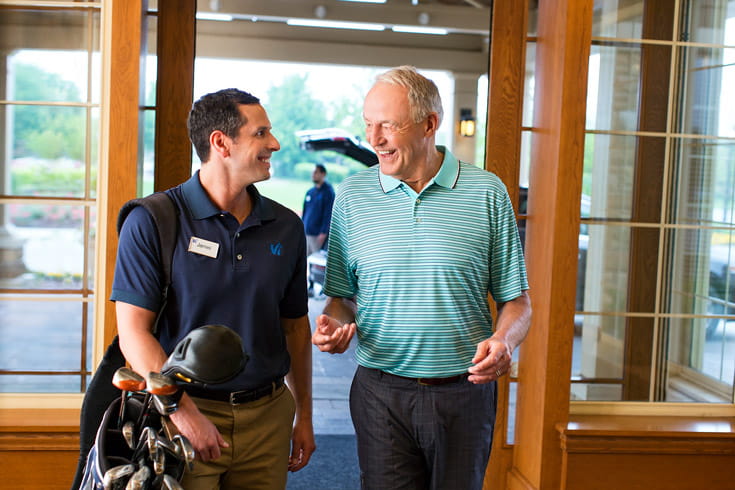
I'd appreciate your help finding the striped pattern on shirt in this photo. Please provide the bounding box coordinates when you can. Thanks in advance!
[324,149,529,377]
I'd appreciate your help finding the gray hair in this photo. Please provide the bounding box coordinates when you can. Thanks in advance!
[375,65,443,126]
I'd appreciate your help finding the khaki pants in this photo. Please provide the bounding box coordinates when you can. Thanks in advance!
[180,384,295,490]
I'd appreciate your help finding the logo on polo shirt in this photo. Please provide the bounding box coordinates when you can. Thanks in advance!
[270,242,282,256]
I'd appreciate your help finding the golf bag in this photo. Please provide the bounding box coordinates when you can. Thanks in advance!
[79,324,248,489]
[71,192,178,490]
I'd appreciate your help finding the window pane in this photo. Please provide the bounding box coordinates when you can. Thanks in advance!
[527,0,537,37]
[0,297,91,393]
[573,313,626,385]
[3,8,100,103]
[584,134,670,222]
[592,0,644,39]
[669,138,735,227]
[142,110,155,196]
[522,42,536,128]
[0,375,85,394]
[665,317,734,403]
[666,227,734,319]
[686,0,735,45]
[678,47,735,138]
[571,382,623,401]
[587,42,642,132]
[89,107,100,199]
[1,203,90,290]
[581,224,645,314]
[7,105,88,197]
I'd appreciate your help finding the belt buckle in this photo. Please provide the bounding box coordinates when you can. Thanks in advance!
[417,378,430,386]
[229,390,245,406]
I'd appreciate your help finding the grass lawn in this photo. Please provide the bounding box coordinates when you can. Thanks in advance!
[257,177,313,215]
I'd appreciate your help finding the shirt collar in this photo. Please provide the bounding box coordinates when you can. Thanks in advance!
[181,170,275,222]
[378,145,460,193]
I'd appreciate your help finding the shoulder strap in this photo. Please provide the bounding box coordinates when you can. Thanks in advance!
[116,192,178,335]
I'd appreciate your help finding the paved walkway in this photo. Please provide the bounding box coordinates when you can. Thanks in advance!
[308,296,357,435]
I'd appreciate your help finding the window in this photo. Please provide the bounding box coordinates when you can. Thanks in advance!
[516,0,734,409]
[0,5,101,394]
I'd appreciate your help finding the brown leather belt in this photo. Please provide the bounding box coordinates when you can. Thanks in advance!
[381,370,468,386]
[186,378,284,405]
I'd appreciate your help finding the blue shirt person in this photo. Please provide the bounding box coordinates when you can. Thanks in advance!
[112,88,315,489]
[302,164,335,256]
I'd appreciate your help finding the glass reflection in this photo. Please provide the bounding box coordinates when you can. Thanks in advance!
[587,42,642,132]
[0,297,86,373]
[592,0,645,39]
[6,105,88,198]
[678,47,735,138]
[685,0,735,45]
[0,203,89,290]
[670,138,735,227]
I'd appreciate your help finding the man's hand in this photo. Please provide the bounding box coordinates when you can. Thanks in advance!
[288,418,316,472]
[467,337,513,384]
[311,314,356,354]
[169,394,228,462]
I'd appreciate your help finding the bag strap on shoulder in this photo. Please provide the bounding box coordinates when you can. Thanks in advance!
[116,192,179,335]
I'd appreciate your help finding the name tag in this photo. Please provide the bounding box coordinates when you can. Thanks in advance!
[188,236,219,258]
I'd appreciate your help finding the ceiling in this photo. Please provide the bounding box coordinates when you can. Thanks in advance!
[193,0,492,75]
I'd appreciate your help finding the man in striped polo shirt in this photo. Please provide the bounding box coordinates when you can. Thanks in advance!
[312,66,532,489]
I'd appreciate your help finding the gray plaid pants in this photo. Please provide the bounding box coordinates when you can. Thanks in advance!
[350,366,497,490]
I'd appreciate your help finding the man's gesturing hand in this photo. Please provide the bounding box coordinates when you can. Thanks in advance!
[311,314,356,354]
[467,337,513,384]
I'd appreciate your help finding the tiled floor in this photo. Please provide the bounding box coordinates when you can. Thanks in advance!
[308,296,357,435]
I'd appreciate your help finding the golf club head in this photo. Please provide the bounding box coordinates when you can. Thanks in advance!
[124,464,151,490]
[152,393,179,416]
[172,434,195,470]
[121,421,136,450]
[112,367,146,392]
[161,474,185,490]
[153,446,166,475]
[161,324,248,386]
[102,463,135,490]
[146,372,178,396]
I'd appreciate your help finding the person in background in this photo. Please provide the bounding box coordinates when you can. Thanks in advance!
[302,163,335,257]
[312,66,531,490]
[112,88,315,489]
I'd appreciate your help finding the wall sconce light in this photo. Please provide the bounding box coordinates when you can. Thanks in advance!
[459,108,476,137]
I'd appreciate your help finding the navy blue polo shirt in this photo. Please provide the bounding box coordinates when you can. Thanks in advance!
[111,171,308,392]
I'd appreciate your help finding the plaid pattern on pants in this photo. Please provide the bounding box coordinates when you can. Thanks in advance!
[350,366,496,490]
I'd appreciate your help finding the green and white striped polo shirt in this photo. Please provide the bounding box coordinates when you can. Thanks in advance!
[324,146,529,377]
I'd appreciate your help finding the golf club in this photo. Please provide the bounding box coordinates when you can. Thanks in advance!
[102,463,135,490]
[161,474,185,490]
[124,464,151,490]
[112,367,145,428]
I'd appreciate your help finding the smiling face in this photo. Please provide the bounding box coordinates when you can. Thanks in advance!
[226,103,280,184]
[363,82,436,182]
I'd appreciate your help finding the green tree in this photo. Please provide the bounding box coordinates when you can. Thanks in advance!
[12,63,85,160]
[264,74,330,178]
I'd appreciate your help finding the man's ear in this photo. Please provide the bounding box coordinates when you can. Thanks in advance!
[210,130,230,158]
[424,113,439,137]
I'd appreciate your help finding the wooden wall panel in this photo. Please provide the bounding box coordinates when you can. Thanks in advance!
[154,0,196,191]
[483,0,528,485]
[559,415,735,490]
[483,2,528,487]
[99,0,146,346]
[0,409,80,489]
[512,0,593,488]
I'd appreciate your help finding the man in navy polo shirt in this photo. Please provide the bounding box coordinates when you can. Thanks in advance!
[112,88,315,489]
[302,163,335,257]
